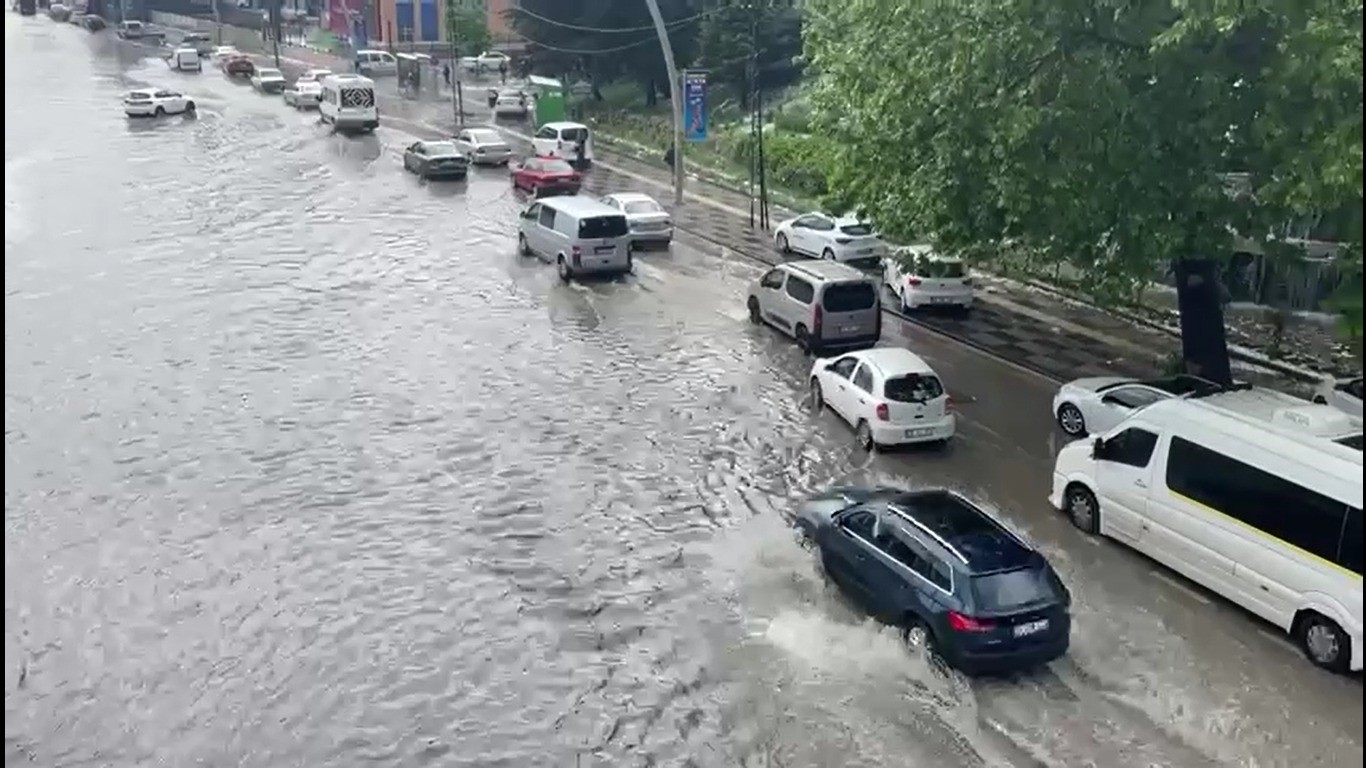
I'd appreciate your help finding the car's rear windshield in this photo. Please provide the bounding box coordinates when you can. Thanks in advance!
[821,282,877,312]
[1336,433,1363,451]
[884,374,944,403]
[425,141,459,154]
[541,159,574,174]
[839,223,875,236]
[624,200,662,215]
[469,130,502,143]
[259,69,282,78]
[579,215,628,239]
[970,567,1060,612]
[917,259,966,278]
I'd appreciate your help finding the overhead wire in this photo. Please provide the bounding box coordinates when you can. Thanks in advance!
[511,6,710,34]
[510,33,666,56]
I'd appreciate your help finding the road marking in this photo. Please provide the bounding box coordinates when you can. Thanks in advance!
[1149,569,1212,605]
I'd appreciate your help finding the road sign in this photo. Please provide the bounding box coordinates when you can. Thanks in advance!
[683,70,707,142]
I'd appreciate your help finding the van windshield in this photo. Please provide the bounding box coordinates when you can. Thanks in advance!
[970,567,1060,612]
[821,282,877,312]
[579,215,628,239]
[884,374,944,403]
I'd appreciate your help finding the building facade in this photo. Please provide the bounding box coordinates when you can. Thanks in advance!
[325,0,511,48]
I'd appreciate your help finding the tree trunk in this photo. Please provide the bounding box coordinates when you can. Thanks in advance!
[643,79,658,107]
[1172,258,1233,385]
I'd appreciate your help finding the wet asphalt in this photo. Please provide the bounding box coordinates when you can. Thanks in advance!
[4,15,1362,768]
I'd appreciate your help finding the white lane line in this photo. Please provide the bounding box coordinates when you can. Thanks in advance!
[1149,569,1212,605]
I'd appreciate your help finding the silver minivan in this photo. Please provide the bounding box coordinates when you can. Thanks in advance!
[517,196,632,281]
[746,260,882,353]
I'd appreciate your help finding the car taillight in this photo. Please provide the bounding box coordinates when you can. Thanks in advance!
[875,403,889,421]
[812,304,823,335]
[945,395,956,412]
[947,611,993,633]
[907,277,922,287]
[835,237,852,244]
[571,245,582,267]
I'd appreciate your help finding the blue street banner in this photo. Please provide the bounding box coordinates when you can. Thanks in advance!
[683,70,708,142]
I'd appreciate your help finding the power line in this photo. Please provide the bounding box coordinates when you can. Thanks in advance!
[512,6,708,34]
[515,33,665,56]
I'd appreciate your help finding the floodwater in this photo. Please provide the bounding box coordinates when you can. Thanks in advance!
[5,16,1362,768]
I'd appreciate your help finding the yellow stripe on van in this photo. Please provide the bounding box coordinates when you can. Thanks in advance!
[1169,490,1363,582]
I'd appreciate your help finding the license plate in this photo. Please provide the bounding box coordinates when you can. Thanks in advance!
[931,297,954,304]
[905,428,933,438]
[840,325,859,333]
[594,245,615,254]
[1013,619,1048,637]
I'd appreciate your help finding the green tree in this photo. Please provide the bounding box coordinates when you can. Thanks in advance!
[445,3,490,57]
[696,1,804,108]
[805,0,1363,383]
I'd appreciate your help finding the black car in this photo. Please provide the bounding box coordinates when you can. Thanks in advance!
[402,140,469,181]
[795,486,1072,674]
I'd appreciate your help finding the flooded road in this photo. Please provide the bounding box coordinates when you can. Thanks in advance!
[5,16,1362,768]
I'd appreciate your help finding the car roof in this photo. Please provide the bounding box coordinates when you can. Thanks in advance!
[887,490,1035,573]
[544,121,588,130]
[462,128,503,140]
[538,195,621,217]
[848,346,935,376]
[783,259,874,283]
[607,192,657,203]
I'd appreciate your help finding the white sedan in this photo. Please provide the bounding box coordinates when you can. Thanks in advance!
[600,193,673,248]
[809,346,956,450]
[1313,376,1363,417]
[452,127,513,165]
[250,67,287,93]
[123,88,196,117]
[283,68,333,108]
[1052,374,1225,437]
[462,51,511,71]
[774,212,887,270]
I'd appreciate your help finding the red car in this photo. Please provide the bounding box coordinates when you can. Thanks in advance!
[224,55,255,78]
[511,156,582,195]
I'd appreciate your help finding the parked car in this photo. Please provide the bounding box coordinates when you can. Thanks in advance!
[774,212,888,269]
[1052,374,1228,437]
[123,88,195,118]
[223,55,255,78]
[810,347,955,450]
[452,127,513,166]
[282,68,332,108]
[353,49,398,77]
[531,122,594,167]
[746,260,882,354]
[885,246,974,312]
[1313,376,1363,418]
[794,485,1072,674]
[402,140,469,181]
[461,50,511,71]
[250,67,286,93]
[511,156,581,195]
[600,193,672,249]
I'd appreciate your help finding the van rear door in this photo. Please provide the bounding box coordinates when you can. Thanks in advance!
[819,281,880,343]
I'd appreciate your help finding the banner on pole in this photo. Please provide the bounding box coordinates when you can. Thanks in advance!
[683,70,708,142]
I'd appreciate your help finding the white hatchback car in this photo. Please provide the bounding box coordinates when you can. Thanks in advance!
[283,68,333,108]
[885,246,974,312]
[774,212,887,270]
[123,88,195,117]
[809,346,955,450]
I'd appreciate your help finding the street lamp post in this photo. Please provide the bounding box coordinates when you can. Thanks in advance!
[643,0,684,206]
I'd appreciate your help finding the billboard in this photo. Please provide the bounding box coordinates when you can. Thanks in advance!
[683,70,707,142]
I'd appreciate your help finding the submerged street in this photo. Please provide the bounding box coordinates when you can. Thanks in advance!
[5,17,1363,768]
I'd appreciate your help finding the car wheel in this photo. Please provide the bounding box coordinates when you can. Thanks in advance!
[517,233,531,256]
[1298,613,1351,673]
[810,378,824,413]
[901,616,937,654]
[1065,484,1100,534]
[794,324,812,354]
[776,232,790,254]
[1056,403,1087,436]
[154,106,165,117]
[855,420,876,452]
[557,255,572,282]
[184,101,194,113]
[822,248,835,261]
[1312,395,1328,405]
[746,297,761,325]
[623,252,633,274]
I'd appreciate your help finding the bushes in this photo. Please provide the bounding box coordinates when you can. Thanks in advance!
[713,127,835,200]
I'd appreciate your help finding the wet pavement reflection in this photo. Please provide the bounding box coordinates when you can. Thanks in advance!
[5,17,1362,768]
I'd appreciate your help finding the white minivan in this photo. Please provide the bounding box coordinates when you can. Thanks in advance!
[516,196,631,281]
[1050,396,1363,673]
[532,122,594,167]
[319,74,378,134]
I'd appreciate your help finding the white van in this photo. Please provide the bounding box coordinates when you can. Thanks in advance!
[516,196,631,281]
[318,74,378,134]
[353,49,398,77]
[532,122,594,167]
[168,47,202,73]
[1050,396,1363,673]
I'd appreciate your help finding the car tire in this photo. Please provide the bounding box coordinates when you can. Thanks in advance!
[776,232,790,255]
[822,248,835,261]
[517,233,531,256]
[794,324,812,354]
[901,615,937,654]
[1297,612,1351,673]
[1064,484,1100,534]
[623,252,633,275]
[855,420,876,452]
[1312,395,1328,405]
[184,101,195,113]
[557,255,572,282]
[901,297,914,314]
[746,297,761,325]
[810,378,824,413]
[1056,403,1087,436]
[154,106,165,117]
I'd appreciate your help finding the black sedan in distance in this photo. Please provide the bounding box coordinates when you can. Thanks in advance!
[402,140,470,181]
[794,485,1072,675]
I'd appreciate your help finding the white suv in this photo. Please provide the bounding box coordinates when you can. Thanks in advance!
[809,346,956,450]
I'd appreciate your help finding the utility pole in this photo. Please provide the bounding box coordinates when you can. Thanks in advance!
[746,0,770,230]
[212,0,222,45]
[447,3,464,127]
[270,0,282,68]
[644,0,685,206]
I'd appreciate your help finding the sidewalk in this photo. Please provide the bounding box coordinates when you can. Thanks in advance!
[153,27,1342,393]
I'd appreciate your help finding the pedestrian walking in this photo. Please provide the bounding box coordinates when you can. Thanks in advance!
[442,62,451,89]
[498,60,507,84]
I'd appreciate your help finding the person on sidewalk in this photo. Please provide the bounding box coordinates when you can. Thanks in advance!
[442,62,451,90]
[498,60,507,84]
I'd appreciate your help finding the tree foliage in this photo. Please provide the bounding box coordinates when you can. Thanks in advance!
[697,1,804,102]
[805,0,1363,378]
[508,0,703,104]
[445,5,489,57]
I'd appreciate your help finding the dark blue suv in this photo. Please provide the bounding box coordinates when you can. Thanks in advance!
[794,486,1071,674]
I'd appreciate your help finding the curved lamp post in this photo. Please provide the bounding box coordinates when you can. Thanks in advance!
[643,0,684,206]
